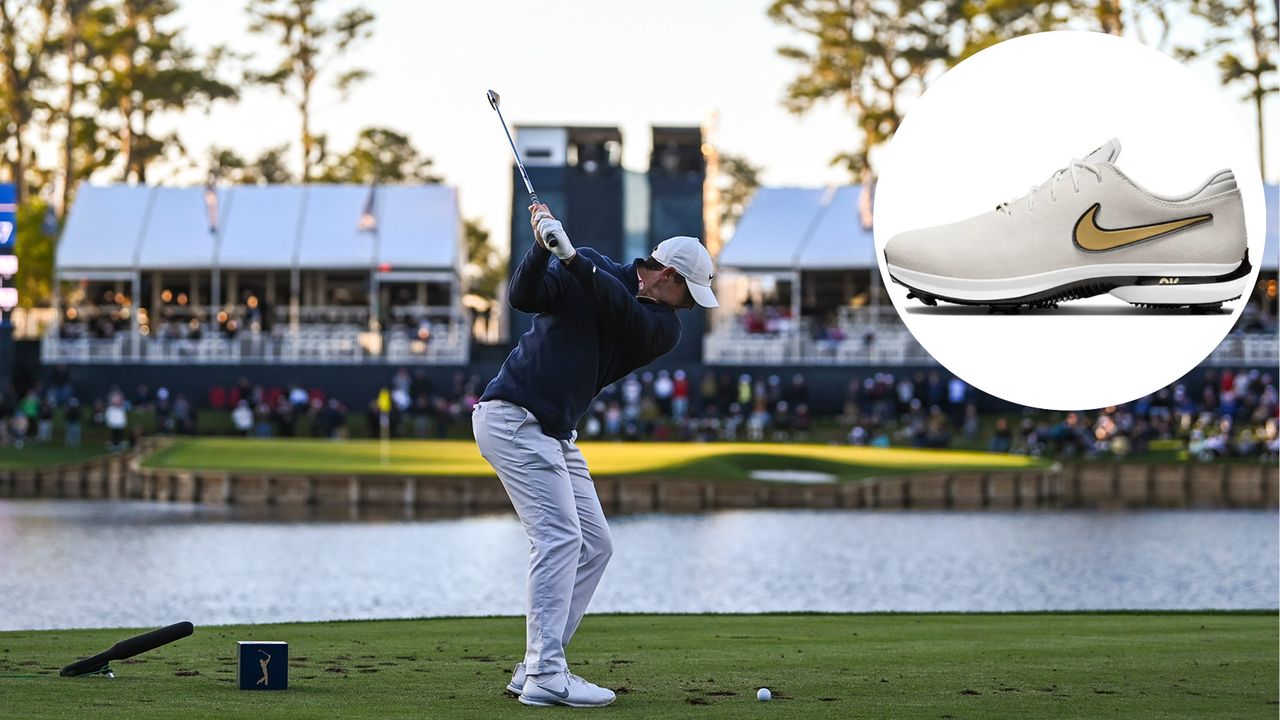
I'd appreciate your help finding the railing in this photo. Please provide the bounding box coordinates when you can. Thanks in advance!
[703,328,934,366]
[40,335,128,363]
[384,327,469,364]
[836,305,901,327]
[801,332,935,365]
[142,337,242,364]
[42,327,470,365]
[705,320,1276,368]
[271,305,371,325]
[1204,333,1279,366]
[39,319,1275,369]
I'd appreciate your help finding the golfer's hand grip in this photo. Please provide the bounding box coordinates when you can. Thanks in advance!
[528,193,557,248]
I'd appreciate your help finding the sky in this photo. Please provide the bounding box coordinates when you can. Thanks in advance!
[145,0,1275,258]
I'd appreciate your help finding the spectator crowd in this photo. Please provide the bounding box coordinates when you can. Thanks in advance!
[0,362,1275,464]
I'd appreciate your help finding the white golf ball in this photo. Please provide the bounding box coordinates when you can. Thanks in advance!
[757,687,771,701]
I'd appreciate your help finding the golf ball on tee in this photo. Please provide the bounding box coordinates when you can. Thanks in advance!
[757,687,771,701]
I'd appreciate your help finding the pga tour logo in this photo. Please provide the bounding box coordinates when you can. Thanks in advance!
[0,221,11,247]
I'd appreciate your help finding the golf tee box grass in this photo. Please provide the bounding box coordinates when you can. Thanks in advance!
[142,438,1045,482]
[2,613,1274,719]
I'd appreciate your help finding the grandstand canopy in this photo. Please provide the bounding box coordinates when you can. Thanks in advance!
[57,185,153,273]
[56,184,461,276]
[135,186,226,270]
[717,185,877,272]
[378,184,461,270]
[795,185,877,269]
[717,187,824,272]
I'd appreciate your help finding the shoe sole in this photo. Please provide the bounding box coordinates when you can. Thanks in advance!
[517,694,616,708]
[889,254,1251,312]
[506,682,522,695]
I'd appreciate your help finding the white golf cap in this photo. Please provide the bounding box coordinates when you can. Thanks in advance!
[651,236,718,308]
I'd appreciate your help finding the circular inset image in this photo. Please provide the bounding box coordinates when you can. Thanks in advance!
[874,31,1266,411]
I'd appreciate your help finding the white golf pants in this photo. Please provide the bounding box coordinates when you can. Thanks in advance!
[472,399,613,676]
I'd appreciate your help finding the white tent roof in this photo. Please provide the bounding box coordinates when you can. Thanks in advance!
[135,187,225,269]
[57,185,153,272]
[717,188,825,272]
[795,185,877,269]
[296,185,375,269]
[218,186,304,270]
[57,183,460,275]
[378,185,460,270]
[718,186,877,272]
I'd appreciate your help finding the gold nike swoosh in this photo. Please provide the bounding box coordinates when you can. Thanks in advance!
[1073,203,1213,251]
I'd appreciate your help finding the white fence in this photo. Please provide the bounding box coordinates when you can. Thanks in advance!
[703,330,935,366]
[1204,334,1280,367]
[36,317,1278,369]
[704,311,1277,367]
[42,327,470,365]
[703,309,936,366]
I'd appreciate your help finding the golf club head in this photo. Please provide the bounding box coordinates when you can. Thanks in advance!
[486,89,500,111]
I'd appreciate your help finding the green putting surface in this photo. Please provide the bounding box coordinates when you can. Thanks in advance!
[0,613,1273,719]
[142,438,1047,481]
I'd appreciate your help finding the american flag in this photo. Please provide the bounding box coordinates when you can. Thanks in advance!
[203,176,219,235]
[358,184,378,233]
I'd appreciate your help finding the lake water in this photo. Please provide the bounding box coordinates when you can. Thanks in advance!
[0,500,1275,630]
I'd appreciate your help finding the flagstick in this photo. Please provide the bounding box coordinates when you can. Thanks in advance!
[380,413,390,466]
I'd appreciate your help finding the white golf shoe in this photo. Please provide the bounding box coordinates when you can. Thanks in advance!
[506,662,572,694]
[507,662,526,694]
[518,670,616,707]
[884,139,1251,311]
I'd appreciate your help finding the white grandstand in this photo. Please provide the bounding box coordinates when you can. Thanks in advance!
[45,184,467,365]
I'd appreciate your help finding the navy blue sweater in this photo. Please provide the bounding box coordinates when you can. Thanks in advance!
[480,244,682,439]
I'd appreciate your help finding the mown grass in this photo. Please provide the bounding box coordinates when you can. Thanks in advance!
[0,613,1274,719]
[141,437,1047,481]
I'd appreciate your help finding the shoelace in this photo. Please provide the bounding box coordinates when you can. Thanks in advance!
[998,159,1104,215]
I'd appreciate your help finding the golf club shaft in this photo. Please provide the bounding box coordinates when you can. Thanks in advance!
[492,104,536,198]
[487,92,559,248]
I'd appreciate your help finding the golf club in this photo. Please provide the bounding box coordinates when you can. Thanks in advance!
[486,89,560,248]
[60,621,194,678]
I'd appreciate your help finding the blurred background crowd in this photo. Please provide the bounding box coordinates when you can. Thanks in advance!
[4,363,1274,464]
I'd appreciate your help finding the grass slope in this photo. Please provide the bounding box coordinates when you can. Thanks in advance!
[1,614,1274,719]
[142,438,1045,481]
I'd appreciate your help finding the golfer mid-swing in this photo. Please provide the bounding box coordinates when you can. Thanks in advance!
[473,203,717,707]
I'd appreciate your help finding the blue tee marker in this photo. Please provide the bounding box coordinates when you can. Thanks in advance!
[238,641,288,690]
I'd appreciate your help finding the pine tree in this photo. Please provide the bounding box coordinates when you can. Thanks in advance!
[85,0,236,183]
[246,0,374,182]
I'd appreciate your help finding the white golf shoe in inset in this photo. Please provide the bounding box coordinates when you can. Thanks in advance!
[506,662,525,695]
[884,139,1251,311]
[518,671,616,707]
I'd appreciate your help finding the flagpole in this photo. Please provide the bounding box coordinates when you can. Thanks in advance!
[360,184,380,355]
[205,178,221,347]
